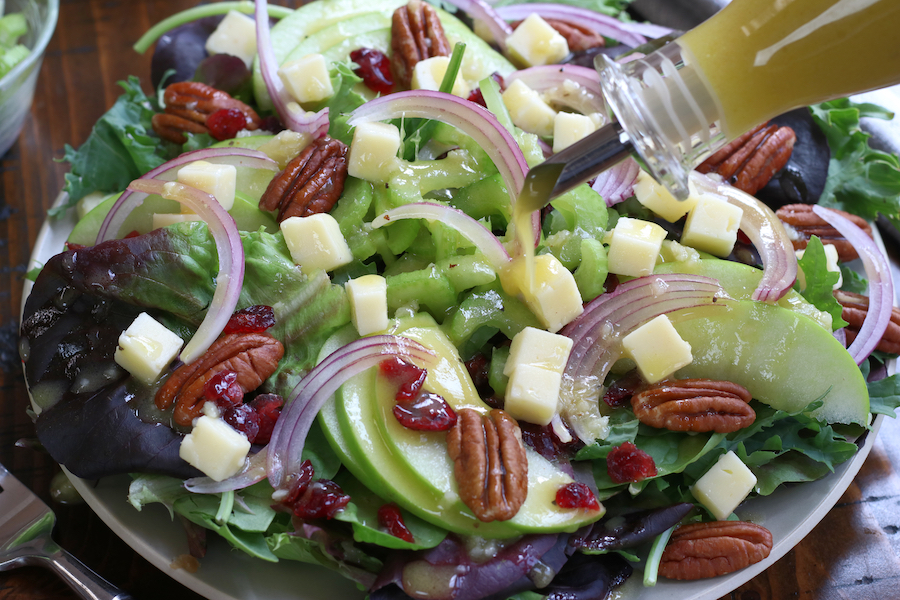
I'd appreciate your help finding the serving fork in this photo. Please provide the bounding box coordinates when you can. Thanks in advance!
[0,462,132,600]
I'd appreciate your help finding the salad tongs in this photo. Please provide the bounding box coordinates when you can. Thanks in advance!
[0,462,132,600]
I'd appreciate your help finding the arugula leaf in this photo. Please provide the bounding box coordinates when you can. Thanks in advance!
[794,236,848,329]
[326,61,368,146]
[866,371,900,417]
[839,264,868,294]
[809,99,900,228]
[57,77,172,215]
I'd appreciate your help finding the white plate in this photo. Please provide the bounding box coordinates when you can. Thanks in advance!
[21,192,888,600]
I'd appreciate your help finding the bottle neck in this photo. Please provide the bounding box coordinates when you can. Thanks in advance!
[596,43,726,200]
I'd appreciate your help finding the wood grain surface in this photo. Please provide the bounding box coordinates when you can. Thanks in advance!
[1,1,899,599]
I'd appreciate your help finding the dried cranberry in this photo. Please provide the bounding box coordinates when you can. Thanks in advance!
[465,354,491,395]
[259,114,285,133]
[224,305,276,334]
[250,393,283,444]
[206,108,247,141]
[204,370,243,406]
[292,479,351,520]
[379,357,427,400]
[377,503,415,542]
[555,482,600,510]
[223,403,260,441]
[350,48,393,95]
[393,391,458,431]
[603,371,643,408]
[283,459,316,505]
[606,441,657,484]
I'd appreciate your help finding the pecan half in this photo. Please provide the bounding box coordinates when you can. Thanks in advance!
[775,203,872,262]
[659,521,773,580]
[152,81,262,144]
[446,408,528,522]
[155,332,284,427]
[697,122,796,196]
[258,136,349,221]
[835,289,900,354]
[391,0,452,89]
[631,379,755,433]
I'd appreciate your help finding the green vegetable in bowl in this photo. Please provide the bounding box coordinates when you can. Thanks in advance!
[0,7,29,78]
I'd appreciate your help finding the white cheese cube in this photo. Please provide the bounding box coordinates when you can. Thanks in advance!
[411,56,470,98]
[633,169,698,222]
[505,363,561,425]
[114,313,184,385]
[505,14,569,67]
[621,314,692,384]
[681,195,743,257]
[502,79,557,137]
[346,274,388,336]
[152,213,202,229]
[552,112,598,153]
[691,451,757,520]
[258,131,313,169]
[504,326,573,376]
[796,243,843,290]
[278,53,335,104]
[501,254,584,333]
[205,11,257,68]
[281,213,353,275]
[347,122,401,183]
[176,161,237,211]
[179,415,251,482]
[606,217,668,278]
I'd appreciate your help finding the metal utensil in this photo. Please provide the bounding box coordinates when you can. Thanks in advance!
[0,462,132,600]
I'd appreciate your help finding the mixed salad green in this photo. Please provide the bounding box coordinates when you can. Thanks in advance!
[19,0,900,598]
[0,2,29,79]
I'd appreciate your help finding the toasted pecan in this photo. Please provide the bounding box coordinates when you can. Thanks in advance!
[659,521,773,580]
[631,379,755,433]
[446,408,528,522]
[775,203,872,262]
[835,289,900,354]
[697,122,795,196]
[153,81,262,144]
[391,0,452,89]
[155,332,284,426]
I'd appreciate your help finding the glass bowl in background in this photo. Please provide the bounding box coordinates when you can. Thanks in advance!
[0,0,59,157]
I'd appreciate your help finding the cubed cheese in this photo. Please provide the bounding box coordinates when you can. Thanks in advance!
[278,53,335,104]
[411,56,470,97]
[346,274,388,336]
[796,243,843,290]
[205,11,257,67]
[552,112,598,153]
[621,314,692,383]
[76,191,111,220]
[505,14,569,67]
[152,213,202,229]
[505,363,562,425]
[504,326,573,376]
[502,79,557,137]
[179,415,251,481]
[281,213,353,275]
[176,160,237,211]
[258,131,313,169]
[606,217,667,277]
[681,195,744,257]
[633,169,698,222]
[501,254,584,333]
[347,122,401,183]
[114,313,184,385]
[691,451,757,520]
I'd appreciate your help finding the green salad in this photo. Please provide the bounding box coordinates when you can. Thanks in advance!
[0,1,29,79]
[19,0,900,598]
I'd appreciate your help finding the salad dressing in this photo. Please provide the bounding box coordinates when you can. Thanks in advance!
[508,162,564,292]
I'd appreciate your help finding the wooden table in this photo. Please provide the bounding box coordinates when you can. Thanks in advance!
[1,1,899,599]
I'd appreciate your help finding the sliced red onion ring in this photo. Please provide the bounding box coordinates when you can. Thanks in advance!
[255,0,330,136]
[95,147,278,244]
[267,335,436,490]
[591,157,639,207]
[439,0,512,50]
[495,4,647,48]
[185,447,269,493]
[691,172,797,303]
[813,205,893,364]
[348,90,539,242]
[506,65,606,115]
[127,179,245,366]
[371,202,511,270]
